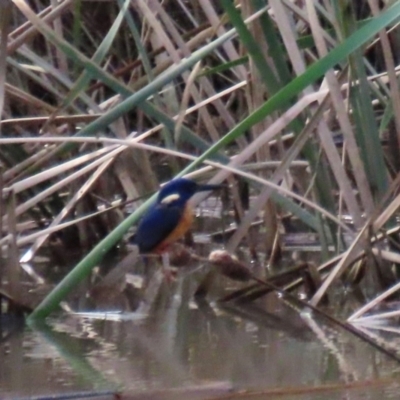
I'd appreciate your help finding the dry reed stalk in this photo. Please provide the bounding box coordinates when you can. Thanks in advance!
[5,190,21,301]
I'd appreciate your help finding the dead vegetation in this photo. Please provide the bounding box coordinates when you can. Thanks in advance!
[0,0,400,351]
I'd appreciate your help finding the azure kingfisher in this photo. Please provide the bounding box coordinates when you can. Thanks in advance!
[133,178,221,254]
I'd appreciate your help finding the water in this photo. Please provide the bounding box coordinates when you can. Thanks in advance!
[2,203,400,399]
[2,282,400,399]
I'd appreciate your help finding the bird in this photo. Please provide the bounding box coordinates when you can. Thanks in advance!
[132,178,221,254]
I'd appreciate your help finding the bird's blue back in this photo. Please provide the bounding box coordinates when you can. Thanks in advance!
[133,178,197,253]
[133,201,184,253]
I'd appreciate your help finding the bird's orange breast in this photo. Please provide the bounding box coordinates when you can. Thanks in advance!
[155,204,194,252]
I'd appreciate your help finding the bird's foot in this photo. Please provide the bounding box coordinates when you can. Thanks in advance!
[162,267,178,283]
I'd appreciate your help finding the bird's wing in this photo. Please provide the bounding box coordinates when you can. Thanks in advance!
[133,204,183,253]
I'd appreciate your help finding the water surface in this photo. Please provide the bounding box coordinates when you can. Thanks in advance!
[2,281,400,399]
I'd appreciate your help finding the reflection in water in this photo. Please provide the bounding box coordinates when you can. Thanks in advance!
[2,279,400,399]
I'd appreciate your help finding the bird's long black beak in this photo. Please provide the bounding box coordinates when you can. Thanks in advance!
[195,182,223,192]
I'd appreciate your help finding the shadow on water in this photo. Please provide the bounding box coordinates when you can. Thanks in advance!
[2,276,400,399]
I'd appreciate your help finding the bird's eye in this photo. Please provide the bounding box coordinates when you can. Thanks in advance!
[160,193,180,205]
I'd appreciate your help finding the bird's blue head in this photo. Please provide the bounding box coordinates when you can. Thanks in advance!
[157,178,220,207]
